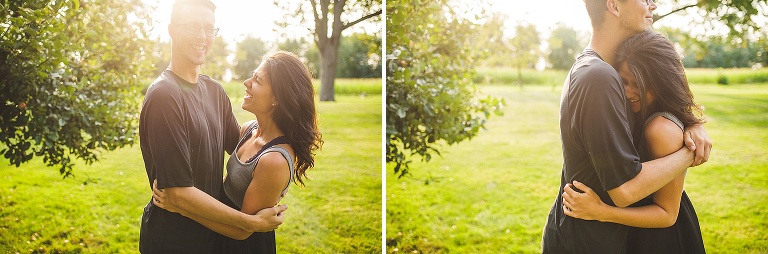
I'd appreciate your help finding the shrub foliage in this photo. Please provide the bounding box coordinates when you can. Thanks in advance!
[0,0,153,177]
[386,0,505,178]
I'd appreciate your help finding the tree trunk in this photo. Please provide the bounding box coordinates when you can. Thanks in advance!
[319,39,340,101]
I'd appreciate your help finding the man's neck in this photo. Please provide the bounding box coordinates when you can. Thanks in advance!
[168,56,200,84]
[588,26,635,67]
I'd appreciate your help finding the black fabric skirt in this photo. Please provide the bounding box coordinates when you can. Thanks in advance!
[626,191,706,254]
[214,186,277,254]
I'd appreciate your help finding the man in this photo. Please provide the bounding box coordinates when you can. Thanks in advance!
[138,1,287,253]
[541,0,712,253]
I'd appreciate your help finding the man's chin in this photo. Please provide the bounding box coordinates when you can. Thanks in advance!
[186,56,206,66]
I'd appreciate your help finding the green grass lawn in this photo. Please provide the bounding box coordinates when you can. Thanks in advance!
[0,79,383,253]
[386,84,768,253]
[474,67,768,86]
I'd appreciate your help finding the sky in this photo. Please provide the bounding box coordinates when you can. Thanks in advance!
[144,0,381,45]
[486,0,699,37]
[486,0,767,38]
[144,0,765,45]
[145,1,283,43]
[487,0,592,35]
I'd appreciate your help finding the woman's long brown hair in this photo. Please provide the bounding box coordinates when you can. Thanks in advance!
[261,51,323,186]
[616,31,705,127]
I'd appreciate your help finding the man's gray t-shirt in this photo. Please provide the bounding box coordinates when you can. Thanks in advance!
[542,49,643,253]
[139,70,239,253]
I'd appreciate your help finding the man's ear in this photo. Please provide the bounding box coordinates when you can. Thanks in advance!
[607,0,620,17]
[168,24,174,39]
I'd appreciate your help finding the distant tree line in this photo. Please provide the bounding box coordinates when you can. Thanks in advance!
[658,27,768,68]
[149,33,381,84]
[476,18,767,72]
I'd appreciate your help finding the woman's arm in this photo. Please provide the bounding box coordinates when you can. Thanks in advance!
[240,151,291,215]
[563,116,686,228]
[153,143,291,240]
[198,151,289,238]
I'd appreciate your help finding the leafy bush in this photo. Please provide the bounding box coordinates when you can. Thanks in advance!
[717,71,730,85]
[386,0,505,178]
[0,0,153,177]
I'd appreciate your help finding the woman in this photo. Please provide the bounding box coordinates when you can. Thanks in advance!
[153,51,323,253]
[561,31,706,253]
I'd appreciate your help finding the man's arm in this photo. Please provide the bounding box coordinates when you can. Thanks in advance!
[684,124,712,167]
[164,187,284,232]
[607,124,710,207]
[606,119,695,208]
[152,180,286,239]
[566,118,687,226]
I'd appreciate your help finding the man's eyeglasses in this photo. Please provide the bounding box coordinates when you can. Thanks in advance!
[175,24,219,38]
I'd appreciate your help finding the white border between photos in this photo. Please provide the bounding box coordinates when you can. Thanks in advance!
[381,0,387,252]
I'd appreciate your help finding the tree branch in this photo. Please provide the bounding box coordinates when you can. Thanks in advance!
[342,9,382,31]
[311,0,328,48]
[654,3,698,21]
[309,0,321,27]
[331,0,346,41]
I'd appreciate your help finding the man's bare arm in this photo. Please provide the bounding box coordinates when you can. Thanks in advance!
[608,123,711,207]
[164,186,284,232]
[152,181,286,239]
[607,146,693,207]
[684,124,712,167]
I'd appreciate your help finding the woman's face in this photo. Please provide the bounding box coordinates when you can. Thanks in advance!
[619,62,654,113]
[242,63,276,115]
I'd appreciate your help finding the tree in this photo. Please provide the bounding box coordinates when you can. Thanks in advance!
[547,23,585,70]
[508,23,541,87]
[150,40,172,78]
[1,0,154,177]
[656,0,768,37]
[201,37,231,81]
[657,26,767,68]
[474,12,509,67]
[310,33,381,78]
[275,0,381,101]
[387,0,505,178]
[305,43,321,79]
[233,36,269,80]
[277,37,308,56]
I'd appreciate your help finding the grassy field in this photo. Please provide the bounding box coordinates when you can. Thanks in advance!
[474,67,768,86]
[0,79,383,253]
[386,83,768,253]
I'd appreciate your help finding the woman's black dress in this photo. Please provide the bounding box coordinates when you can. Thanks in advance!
[626,112,706,254]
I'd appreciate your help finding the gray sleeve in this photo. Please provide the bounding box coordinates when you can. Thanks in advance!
[578,65,642,191]
[141,84,195,189]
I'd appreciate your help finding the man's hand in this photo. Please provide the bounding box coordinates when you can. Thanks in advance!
[152,180,182,213]
[562,181,607,221]
[683,124,712,167]
[249,205,288,232]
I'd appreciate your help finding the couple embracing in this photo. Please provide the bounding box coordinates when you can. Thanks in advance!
[543,0,712,253]
[138,0,322,253]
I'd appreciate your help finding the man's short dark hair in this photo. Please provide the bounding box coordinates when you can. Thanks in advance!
[584,0,625,29]
[171,0,216,25]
